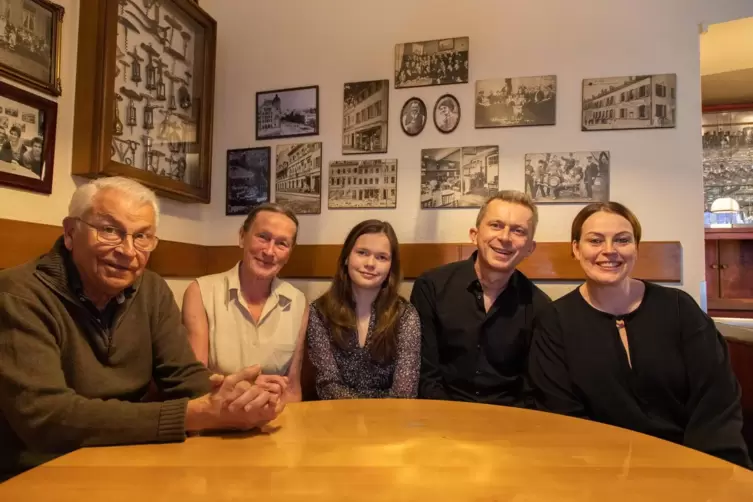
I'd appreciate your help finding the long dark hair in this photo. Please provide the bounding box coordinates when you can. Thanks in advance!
[313,220,403,364]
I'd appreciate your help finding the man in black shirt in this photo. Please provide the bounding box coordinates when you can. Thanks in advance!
[411,190,551,407]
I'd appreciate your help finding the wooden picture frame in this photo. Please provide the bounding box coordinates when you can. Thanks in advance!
[0,0,64,97]
[433,94,460,134]
[256,85,319,141]
[71,0,217,203]
[0,80,57,194]
[226,146,270,216]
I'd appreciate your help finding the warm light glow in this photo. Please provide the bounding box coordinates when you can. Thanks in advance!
[710,197,740,213]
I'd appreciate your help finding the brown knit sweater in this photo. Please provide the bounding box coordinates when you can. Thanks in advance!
[0,238,212,480]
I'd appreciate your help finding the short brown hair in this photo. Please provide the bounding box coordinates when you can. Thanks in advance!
[476,190,539,237]
[241,203,299,244]
[571,201,642,245]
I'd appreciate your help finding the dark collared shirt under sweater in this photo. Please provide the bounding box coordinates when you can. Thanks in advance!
[410,252,551,407]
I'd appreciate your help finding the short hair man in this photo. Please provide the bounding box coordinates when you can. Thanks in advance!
[411,190,551,407]
[0,177,285,481]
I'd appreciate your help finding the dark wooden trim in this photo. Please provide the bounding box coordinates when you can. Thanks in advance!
[0,218,683,282]
[702,103,753,113]
[708,298,753,311]
[705,228,753,240]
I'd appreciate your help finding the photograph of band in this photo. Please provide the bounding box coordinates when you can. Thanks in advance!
[525,151,610,203]
[421,146,499,208]
[329,159,397,209]
[475,75,556,128]
[275,142,322,214]
[582,74,676,131]
[703,110,753,225]
[343,80,388,154]
[395,36,469,89]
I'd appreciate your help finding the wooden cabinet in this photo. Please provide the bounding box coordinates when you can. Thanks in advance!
[706,229,753,317]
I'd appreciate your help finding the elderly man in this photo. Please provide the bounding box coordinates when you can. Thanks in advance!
[0,177,285,481]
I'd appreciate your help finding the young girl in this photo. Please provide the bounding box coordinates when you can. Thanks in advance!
[306,219,421,399]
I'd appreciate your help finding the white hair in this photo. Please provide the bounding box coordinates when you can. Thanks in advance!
[68,177,161,227]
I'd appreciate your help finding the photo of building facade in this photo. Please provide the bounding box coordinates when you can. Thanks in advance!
[274,142,322,214]
[329,159,397,208]
[258,94,281,133]
[343,80,389,154]
[582,74,676,130]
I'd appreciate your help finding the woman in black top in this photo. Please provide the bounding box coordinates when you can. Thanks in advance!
[528,201,751,468]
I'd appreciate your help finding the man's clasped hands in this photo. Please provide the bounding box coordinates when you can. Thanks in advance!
[185,365,288,432]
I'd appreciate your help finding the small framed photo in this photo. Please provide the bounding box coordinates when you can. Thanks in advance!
[475,75,557,128]
[256,85,319,140]
[400,97,427,136]
[433,94,460,133]
[0,0,64,96]
[274,141,322,214]
[343,79,389,154]
[421,146,498,208]
[395,36,469,89]
[582,74,676,131]
[0,80,57,194]
[329,159,397,209]
[525,151,610,203]
[226,147,271,216]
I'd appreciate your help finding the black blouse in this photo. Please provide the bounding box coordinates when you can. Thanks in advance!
[528,281,751,468]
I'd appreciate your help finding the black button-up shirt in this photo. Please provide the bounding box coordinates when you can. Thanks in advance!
[410,252,551,407]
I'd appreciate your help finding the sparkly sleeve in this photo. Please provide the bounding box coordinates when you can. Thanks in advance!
[305,304,362,400]
[388,303,421,398]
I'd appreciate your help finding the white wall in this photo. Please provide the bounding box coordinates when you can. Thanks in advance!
[198,0,753,302]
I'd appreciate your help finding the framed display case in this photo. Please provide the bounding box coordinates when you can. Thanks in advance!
[71,0,217,203]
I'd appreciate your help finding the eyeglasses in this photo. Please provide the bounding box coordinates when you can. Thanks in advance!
[76,218,159,252]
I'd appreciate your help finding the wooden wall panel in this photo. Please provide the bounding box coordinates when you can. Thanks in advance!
[0,218,682,282]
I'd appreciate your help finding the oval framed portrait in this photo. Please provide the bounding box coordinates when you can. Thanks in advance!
[433,94,460,134]
[400,97,427,136]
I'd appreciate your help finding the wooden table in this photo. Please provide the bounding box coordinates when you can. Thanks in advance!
[2,399,753,501]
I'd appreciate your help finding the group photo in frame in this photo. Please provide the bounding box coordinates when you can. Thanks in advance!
[256,85,319,140]
[0,0,64,96]
[0,80,57,194]
[524,151,610,203]
[226,147,270,216]
[475,75,556,128]
[395,36,469,89]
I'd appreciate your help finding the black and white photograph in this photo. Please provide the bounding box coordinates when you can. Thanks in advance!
[395,36,469,89]
[0,79,57,194]
[421,146,499,208]
[401,97,427,136]
[524,151,610,203]
[582,74,676,131]
[226,147,270,216]
[0,0,63,96]
[329,159,397,209]
[702,110,753,226]
[275,141,322,214]
[343,79,388,154]
[433,94,460,133]
[475,75,556,128]
[256,85,319,140]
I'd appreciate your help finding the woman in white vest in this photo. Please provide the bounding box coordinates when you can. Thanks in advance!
[182,203,308,403]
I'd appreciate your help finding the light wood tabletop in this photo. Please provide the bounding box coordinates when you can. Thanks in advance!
[1,399,752,501]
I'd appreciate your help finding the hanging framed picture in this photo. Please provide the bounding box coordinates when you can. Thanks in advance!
[70,0,217,203]
[0,0,64,97]
[0,80,58,194]
[433,94,460,133]
[256,85,319,141]
[400,97,426,136]
[226,147,270,216]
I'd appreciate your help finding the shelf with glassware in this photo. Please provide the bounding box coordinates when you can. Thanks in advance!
[71,0,216,203]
